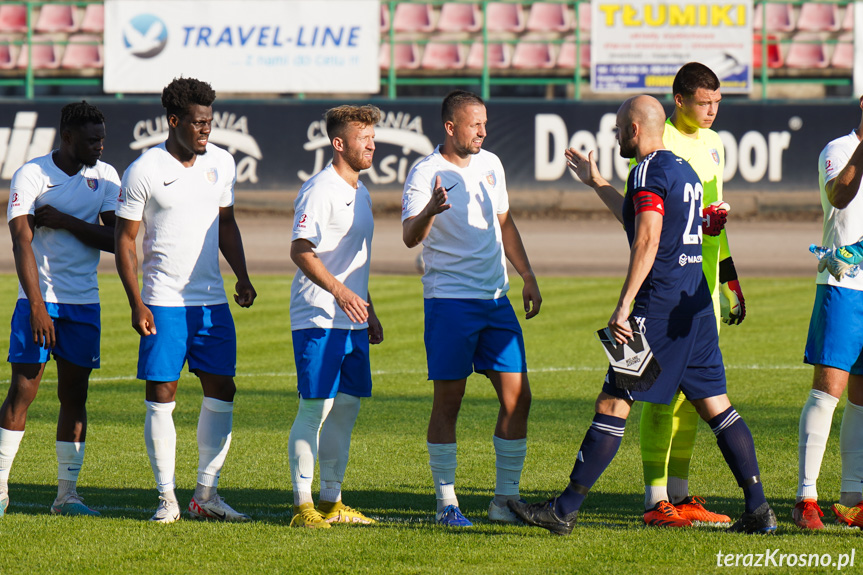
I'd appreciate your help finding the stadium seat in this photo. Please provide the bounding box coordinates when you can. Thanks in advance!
[556,37,590,69]
[61,34,102,69]
[421,42,465,69]
[467,42,511,69]
[34,4,77,33]
[526,3,571,32]
[393,3,434,33]
[797,3,840,32]
[0,40,16,70]
[576,2,591,31]
[437,3,481,32]
[752,34,783,69]
[752,3,794,32]
[830,32,854,68]
[512,42,555,69]
[486,3,525,33]
[80,3,104,33]
[379,42,420,70]
[785,32,828,68]
[16,36,59,69]
[0,4,27,33]
[842,3,854,30]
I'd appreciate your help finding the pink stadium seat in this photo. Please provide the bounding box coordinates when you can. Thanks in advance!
[785,32,828,68]
[17,36,59,69]
[797,3,840,32]
[0,41,16,70]
[35,4,77,33]
[842,3,854,30]
[577,2,591,31]
[752,34,783,69]
[467,42,511,69]
[437,3,481,32]
[0,4,28,33]
[830,32,854,68]
[393,3,434,33]
[556,37,590,69]
[526,3,571,32]
[380,3,390,32]
[61,34,102,69]
[421,42,465,70]
[752,3,794,32]
[486,3,525,33]
[379,42,420,70]
[80,3,104,33]
[512,42,555,69]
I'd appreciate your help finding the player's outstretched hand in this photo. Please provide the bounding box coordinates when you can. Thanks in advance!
[565,148,604,188]
[34,205,70,230]
[334,285,370,324]
[522,273,542,319]
[819,241,863,281]
[132,302,157,336]
[425,175,452,217]
[30,304,55,348]
[234,278,257,308]
[702,201,729,236]
[608,304,633,344]
[368,311,384,344]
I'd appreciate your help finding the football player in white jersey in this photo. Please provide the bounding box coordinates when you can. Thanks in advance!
[402,91,541,527]
[0,101,119,517]
[115,78,257,524]
[287,105,383,528]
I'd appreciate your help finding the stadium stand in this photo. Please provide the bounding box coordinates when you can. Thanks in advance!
[785,32,830,69]
[17,35,59,69]
[556,37,590,70]
[61,33,101,69]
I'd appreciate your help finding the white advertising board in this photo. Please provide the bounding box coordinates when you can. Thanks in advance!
[104,0,380,94]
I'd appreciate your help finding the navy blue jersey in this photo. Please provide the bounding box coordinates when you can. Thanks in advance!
[622,150,712,319]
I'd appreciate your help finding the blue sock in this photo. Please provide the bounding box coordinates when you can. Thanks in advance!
[554,413,626,516]
[709,406,767,513]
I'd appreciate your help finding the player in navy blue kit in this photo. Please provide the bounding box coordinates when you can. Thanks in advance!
[509,95,776,535]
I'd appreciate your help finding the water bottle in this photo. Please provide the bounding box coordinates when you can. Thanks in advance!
[809,244,861,279]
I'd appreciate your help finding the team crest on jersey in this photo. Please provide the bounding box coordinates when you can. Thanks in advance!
[206,168,218,184]
[710,149,720,165]
[484,170,496,186]
[86,178,98,191]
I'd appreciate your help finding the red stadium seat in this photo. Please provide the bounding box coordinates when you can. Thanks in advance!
[467,42,511,69]
[17,36,59,69]
[512,42,555,69]
[486,3,525,33]
[830,32,854,68]
[34,4,77,33]
[0,4,28,33]
[61,34,102,69]
[752,34,783,69]
[842,3,854,31]
[797,3,840,32]
[437,3,481,33]
[556,37,590,69]
[526,3,571,32]
[421,42,465,70]
[379,42,420,70]
[80,3,104,34]
[785,33,828,68]
[752,3,794,32]
[393,3,434,33]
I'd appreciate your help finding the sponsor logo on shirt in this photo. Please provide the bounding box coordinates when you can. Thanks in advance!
[710,149,720,165]
[401,196,408,213]
[296,213,308,230]
[678,253,703,266]
[484,170,496,187]
[118,188,125,203]
[206,168,218,184]
[86,178,98,191]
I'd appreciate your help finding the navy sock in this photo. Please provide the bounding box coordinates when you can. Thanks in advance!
[709,406,767,513]
[554,413,626,517]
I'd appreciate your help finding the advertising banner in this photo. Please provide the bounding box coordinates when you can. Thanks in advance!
[591,0,752,93]
[103,0,380,94]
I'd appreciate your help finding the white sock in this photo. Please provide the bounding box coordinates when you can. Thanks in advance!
[194,397,234,501]
[667,476,689,504]
[318,392,361,503]
[428,442,458,514]
[0,428,24,495]
[144,400,177,500]
[797,389,839,501]
[840,399,863,504]
[56,441,84,499]
[645,485,669,510]
[493,435,525,506]
[288,397,334,506]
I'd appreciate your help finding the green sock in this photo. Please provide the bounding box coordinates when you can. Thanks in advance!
[668,393,699,502]
[640,400,674,488]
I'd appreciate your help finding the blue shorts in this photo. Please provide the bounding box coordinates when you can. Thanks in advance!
[292,328,372,399]
[603,314,726,404]
[424,298,527,381]
[8,300,100,368]
[138,304,236,382]
[805,284,863,374]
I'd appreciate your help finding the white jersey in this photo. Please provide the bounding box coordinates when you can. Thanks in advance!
[401,146,510,299]
[116,142,235,306]
[290,164,373,330]
[7,152,119,304]
[818,131,863,291]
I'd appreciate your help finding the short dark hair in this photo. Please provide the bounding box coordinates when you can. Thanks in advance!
[325,105,382,142]
[59,100,104,133]
[161,77,216,118]
[672,62,720,98]
[441,90,484,124]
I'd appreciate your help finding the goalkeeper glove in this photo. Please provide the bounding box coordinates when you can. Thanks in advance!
[702,201,729,237]
[817,241,863,281]
[719,257,745,325]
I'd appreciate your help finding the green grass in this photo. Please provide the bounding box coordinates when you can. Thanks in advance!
[0,274,859,574]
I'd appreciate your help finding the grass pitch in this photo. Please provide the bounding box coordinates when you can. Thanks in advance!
[0,274,860,574]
